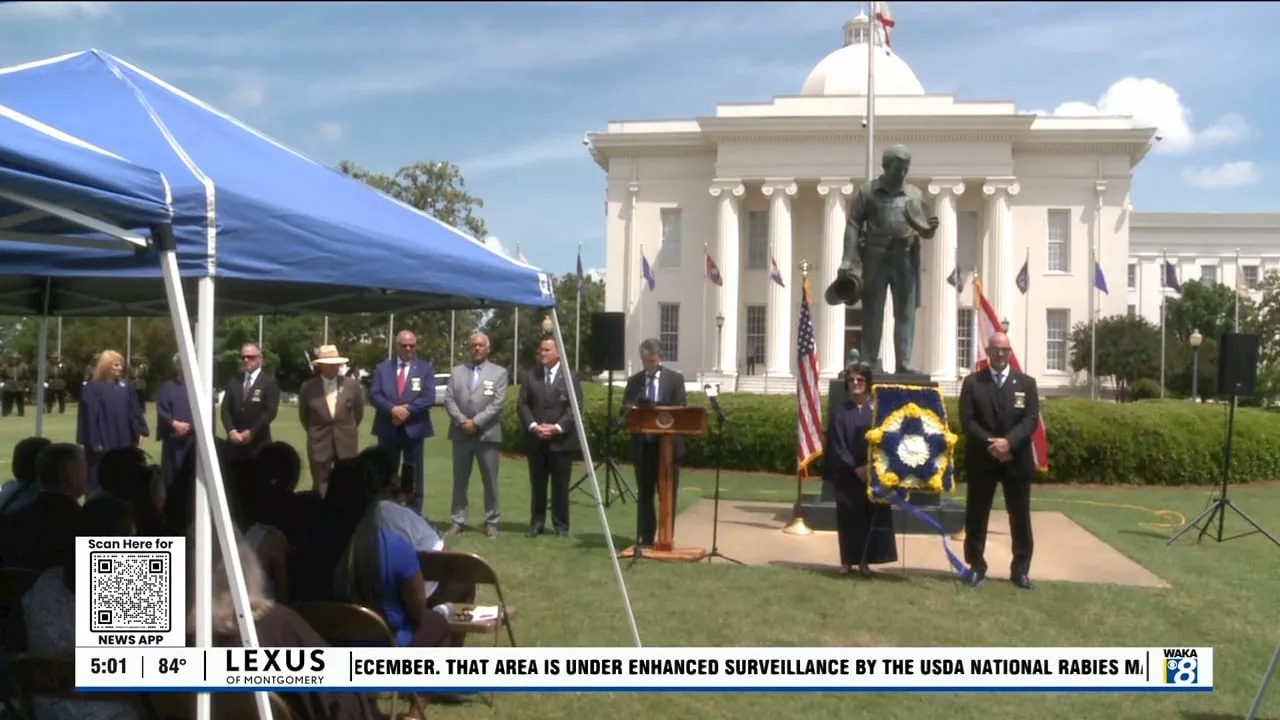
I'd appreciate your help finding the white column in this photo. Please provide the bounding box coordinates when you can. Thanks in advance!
[927,178,965,380]
[624,181,640,375]
[762,179,797,377]
[981,178,1019,320]
[816,179,854,377]
[709,179,745,376]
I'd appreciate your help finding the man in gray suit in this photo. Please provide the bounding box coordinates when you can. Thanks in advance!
[444,332,507,538]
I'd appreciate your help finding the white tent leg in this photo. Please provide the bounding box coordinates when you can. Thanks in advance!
[549,309,642,647]
[34,316,48,437]
[184,273,271,720]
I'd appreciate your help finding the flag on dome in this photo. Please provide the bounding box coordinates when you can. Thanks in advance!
[873,1,895,51]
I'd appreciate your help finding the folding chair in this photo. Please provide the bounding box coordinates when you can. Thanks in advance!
[417,551,517,648]
[292,601,427,720]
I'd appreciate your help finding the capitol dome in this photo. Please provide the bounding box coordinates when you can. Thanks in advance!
[800,13,925,97]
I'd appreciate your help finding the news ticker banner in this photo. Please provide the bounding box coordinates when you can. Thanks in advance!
[76,647,1213,693]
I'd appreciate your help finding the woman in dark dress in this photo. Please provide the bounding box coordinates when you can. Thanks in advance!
[823,363,897,576]
[77,349,149,495]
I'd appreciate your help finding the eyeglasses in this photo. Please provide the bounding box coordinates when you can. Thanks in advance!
[241,355,259,361]
[399,343,416,349]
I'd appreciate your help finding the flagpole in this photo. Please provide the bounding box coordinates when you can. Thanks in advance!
[702,242,709,382]
[387,314,394,360]
[1089,246,1097,401]
[1234,247,1241,331]
[638,243,646,342]
[866,3,877,184]
[125,316,132,366]
[1022,248,1030,371]
[514,242,521,373]
[1159,250,1167,399]
[575,241,583,372]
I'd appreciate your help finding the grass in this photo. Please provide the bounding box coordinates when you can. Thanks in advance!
[4,407,1279,719]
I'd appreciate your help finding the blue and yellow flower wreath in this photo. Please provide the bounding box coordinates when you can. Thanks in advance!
[864,383,959,503]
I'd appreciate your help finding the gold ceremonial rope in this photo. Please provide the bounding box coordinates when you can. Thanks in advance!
[782,259,815,537]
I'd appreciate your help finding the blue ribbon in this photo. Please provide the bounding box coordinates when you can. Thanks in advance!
[873,486,973,581]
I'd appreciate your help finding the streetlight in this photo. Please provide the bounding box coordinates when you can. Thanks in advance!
[1189,329,1203,401]
[714,312,725,373]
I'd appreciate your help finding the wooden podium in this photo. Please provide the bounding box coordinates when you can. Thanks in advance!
[619,405,708,563]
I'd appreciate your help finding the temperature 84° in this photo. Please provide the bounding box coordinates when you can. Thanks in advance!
[159,658,188,674]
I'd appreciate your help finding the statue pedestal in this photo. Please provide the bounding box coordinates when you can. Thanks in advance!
[798,375,966,535]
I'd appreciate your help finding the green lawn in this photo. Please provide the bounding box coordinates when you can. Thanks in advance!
[4,407,1278,719]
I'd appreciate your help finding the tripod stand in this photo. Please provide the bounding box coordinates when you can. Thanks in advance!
[570,369,635,508]
[700,405,743,565]
[1246,639,1280,720]
[1167,395,1280,548]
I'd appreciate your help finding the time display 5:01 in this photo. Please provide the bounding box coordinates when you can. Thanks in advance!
[90,658,127,674]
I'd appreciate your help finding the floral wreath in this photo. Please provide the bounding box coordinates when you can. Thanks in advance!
[864,384,959,498]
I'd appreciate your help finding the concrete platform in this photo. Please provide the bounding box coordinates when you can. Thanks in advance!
[672,499,1170,588]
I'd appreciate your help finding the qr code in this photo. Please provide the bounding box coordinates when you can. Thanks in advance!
[89,551,172,633]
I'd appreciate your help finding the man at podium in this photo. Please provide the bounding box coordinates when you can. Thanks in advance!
[621,338,687,547]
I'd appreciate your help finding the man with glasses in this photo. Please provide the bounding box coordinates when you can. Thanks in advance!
[957,331,1040,591]
[620,338,687,548]
[221,343,280,462]
[370,330,436,515]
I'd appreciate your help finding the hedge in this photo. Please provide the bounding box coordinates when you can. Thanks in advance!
[494,384,1280,486]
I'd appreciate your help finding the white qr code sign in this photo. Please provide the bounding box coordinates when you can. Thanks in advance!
[75,536,186,649]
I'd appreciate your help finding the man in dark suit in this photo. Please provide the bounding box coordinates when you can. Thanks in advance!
[517,336,582,537]
[298,345,365,498]
[221,343,280,463]
[620,338,687,547]
[370,329,436,515]
[958,331,1040,590]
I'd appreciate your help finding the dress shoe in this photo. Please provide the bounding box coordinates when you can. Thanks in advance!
[525,526,543,538]
[485,525,499,539]
[1011,575,1036,590]
[444,523,464,537]
[967,571,987,588]
[555,528,569,538]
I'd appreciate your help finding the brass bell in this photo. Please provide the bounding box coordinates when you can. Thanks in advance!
[824,272,862,307]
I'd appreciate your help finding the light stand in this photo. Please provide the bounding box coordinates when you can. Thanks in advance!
[1189,329,1202,401]
[570,369,636,507]
[1166,393,1280,548]
[714,312,724,373]
[700,385,742,565]
[1246,639,1280,720]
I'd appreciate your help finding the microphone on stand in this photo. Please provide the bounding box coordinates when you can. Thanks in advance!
[703,383,742,451]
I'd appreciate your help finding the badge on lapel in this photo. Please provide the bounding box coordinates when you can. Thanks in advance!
[483,379,495,397]
[410,377,422,393]
[1013,391,1026,409]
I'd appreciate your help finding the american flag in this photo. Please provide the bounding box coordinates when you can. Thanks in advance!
[972,278,1049,474]
[796,275,823,476]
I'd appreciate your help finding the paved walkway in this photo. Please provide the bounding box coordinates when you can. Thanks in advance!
[671,499,1170,588]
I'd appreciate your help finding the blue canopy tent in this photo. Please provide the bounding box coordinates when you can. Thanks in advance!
[0,50,638,713]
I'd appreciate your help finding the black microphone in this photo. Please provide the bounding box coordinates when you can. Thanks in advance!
[703,383,726,421]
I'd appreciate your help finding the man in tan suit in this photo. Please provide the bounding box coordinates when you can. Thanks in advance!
[298,345,365,497]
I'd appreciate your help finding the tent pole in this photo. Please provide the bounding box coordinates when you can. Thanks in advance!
[125,316,132,366]
[549,308,642,648]
[34,316,48,438]
[387,314,395,360]
[178,262,272,720]
[56,317,62,357]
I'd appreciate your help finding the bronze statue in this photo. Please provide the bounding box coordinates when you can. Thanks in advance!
[825,144,938,374]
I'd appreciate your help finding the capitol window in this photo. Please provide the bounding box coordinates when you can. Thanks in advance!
[1045,309,1070,372]
[1046,210,1071,273]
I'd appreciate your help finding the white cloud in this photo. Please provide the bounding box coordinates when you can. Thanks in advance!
[0,1,113,19]
[585,267,606,281]
[1180,162,1261,190]
[228,81,267,108]
[1037,77,1251,155]
[458,134,589,175]
[316,121,345,142]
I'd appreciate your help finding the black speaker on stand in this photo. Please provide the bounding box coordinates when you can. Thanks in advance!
[570,312,635,506]
[1168,332,1279,548]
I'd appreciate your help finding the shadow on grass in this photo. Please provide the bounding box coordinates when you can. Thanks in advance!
[1181,714,1275,720]
[768,559,960,585]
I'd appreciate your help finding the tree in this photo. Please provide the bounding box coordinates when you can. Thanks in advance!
[336,159,491,368]
[1068,314,1161,401]
[1251,269,1280,401]
[1161,279,1261,400]
[482,273,606,376]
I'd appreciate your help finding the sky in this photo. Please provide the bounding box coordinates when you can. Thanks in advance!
[1,1,1275,276]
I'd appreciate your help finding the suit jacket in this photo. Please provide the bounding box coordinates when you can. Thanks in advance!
[444,360,507,443]
[958,368,1041,479]
[221,370,280,457]
[369,356,435,441]
[516,364,582,453]
[298,374,365,465]
[621,367,688,462]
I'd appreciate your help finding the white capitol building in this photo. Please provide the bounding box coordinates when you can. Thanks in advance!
[587,12,1280,395]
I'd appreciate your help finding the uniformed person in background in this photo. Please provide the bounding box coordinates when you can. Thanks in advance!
[1,353,29,417]
[84,353,100,386]
[46,353,68,414]
[129,355,150,410]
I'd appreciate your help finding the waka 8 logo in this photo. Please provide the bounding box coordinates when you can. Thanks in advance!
[1163,649,1199,685]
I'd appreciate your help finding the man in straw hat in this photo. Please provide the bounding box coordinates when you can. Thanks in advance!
[298,344,365,497]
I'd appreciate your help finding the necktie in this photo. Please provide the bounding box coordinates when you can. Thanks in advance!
[547,367,555,386]
[995,371,1005,388]
[325,379,338,417]
[243,374,252,397]
[471,365,480,390]
[647,374,657,403]
[396,363,407,396]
